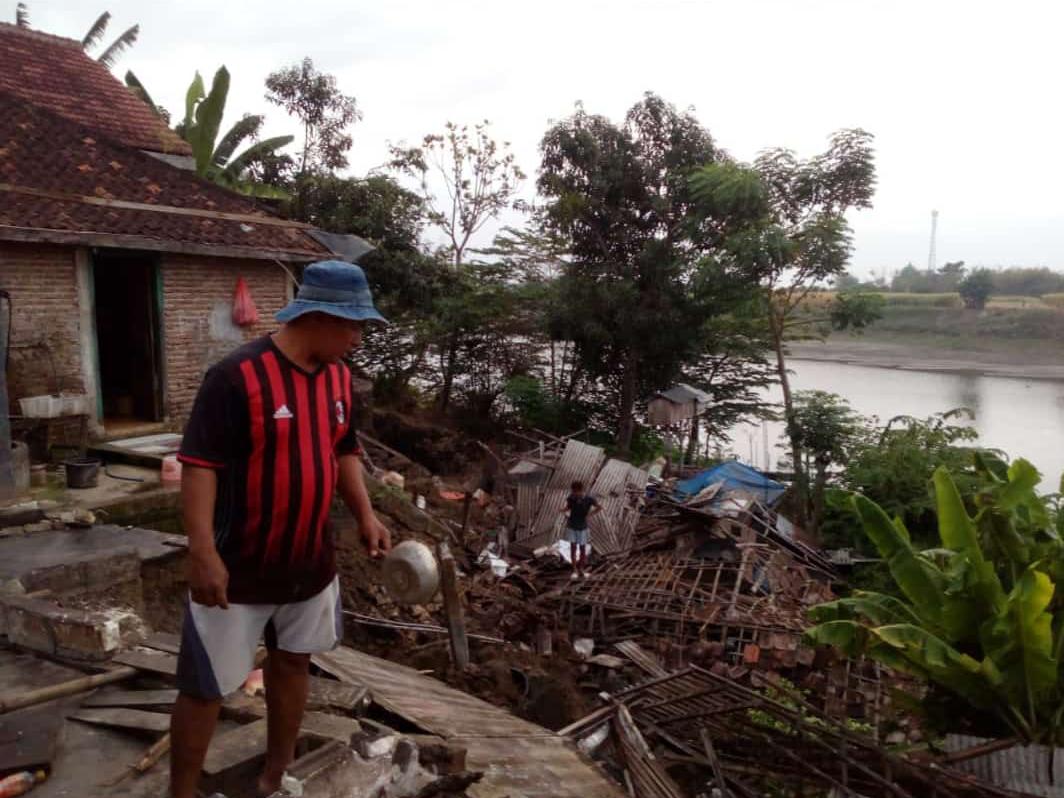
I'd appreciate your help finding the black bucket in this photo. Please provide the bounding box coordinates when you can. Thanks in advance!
[64,458,101,489]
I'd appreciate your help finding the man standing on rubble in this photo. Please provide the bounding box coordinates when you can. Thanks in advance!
[562,480,601,579]
[169,260,393,798]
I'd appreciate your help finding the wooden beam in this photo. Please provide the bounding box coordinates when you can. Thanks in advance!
[82,689,178,708]
[0,225,319,262]
[0,183,315,229]
[113,650,179,678]
[69,708,171,734]
[0,666,137,714]
[437,541,469,670]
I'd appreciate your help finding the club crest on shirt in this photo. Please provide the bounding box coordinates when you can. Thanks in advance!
[336,400,345,425]
[273,404,294,420]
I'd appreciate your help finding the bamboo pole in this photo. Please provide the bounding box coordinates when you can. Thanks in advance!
[0,666,137,714]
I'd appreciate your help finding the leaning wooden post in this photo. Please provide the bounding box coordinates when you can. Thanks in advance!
[437,541,470,670]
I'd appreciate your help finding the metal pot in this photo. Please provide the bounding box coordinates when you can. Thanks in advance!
[382,540,440,605]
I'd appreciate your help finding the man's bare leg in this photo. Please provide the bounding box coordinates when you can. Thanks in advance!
[259,650,311,795]
[170,693,222,798]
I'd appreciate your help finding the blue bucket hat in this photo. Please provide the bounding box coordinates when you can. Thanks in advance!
[276,260,388,325]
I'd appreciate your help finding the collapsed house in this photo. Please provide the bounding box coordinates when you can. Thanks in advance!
[0,22,368,451]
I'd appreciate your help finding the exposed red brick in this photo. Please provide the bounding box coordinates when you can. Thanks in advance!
[0,242,85,401]
[161,255,288,419]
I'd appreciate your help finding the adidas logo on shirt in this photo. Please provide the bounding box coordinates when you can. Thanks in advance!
[273,404,294,420]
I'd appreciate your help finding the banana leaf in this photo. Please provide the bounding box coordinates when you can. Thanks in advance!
[214,115,263,168]
[999,459,1042,510]
[223,135,295,178]
[853,494,949,631]
[183,72,206,134]
[934,467,1005,615]
[979,567,1058,728]
[873,624,999,712]
[808,591,924,627]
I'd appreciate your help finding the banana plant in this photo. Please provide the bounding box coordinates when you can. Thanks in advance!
[806,458,1064,743]
[178,67,293,199]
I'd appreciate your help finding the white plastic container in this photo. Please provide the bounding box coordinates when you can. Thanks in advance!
[58,393,87,415]
[18,395,62,418]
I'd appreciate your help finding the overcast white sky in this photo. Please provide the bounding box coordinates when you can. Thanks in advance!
[29,0,1064,277]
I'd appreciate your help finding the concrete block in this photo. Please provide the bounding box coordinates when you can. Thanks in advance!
[356,731,399,759]
[16,549,141,596]
[0,594,145,660]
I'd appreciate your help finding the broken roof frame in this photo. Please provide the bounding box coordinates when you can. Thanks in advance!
[565,653,1026,798]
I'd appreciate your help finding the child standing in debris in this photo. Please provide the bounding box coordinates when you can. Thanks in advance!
[562,480,601,579]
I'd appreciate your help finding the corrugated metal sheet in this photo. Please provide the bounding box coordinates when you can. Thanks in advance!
[529,440,606,538]
[587,459,648,555]
[943,734,1064,796]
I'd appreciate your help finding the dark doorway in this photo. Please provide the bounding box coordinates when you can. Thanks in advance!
[92,250,163,427]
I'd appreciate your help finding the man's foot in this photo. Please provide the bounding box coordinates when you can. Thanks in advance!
[581,570,589,579]
[256,773,283,797]
[570,572,579,580]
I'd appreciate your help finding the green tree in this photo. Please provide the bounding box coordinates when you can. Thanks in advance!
[265,58,359,176]
[789,391,862,539]
[832,409,979,548]
[289,173,449,400]
[178,68,294,198]
[690,129,878,526]
[15,6,139,68]
[389,121,526,411]
[808,457,1064,743]
[959,267,994,309]
[479,218,577,404]
[539,94,749,454]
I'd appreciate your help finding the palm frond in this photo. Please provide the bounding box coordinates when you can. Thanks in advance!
[15,2,28,27]
[223,135,294,179]
[124,70,164,118]
[96,24,139,69]
[81,11,110,50]
[214,115,263,167]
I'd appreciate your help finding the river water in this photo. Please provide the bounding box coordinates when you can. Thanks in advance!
[728,360,1064,485]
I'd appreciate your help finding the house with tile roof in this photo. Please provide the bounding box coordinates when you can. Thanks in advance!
[0,22,361,443]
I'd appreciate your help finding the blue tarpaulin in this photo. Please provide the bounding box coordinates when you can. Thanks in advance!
[674,461,786,506]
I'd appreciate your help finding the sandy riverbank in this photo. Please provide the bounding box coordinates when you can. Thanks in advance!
[788,338,1064,382]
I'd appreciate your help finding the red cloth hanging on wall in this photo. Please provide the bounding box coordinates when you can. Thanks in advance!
[232,276,259,327]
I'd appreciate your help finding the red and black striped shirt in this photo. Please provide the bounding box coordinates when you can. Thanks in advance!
[178,336,361,604]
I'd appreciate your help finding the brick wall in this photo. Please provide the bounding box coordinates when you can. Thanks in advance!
[161,254,289,420]
[0,242,84,402]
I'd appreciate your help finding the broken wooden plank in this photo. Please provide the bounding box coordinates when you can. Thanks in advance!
[142,632,181,655]
[300,711,362,744]
[0,703,63,773]
[82,689,178,708]
[69,708,171,734]
[438,541,470,670]
[202,719,269,776]
[113,650,178,677]
[307,676,366,713]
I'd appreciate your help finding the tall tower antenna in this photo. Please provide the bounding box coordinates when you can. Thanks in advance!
[928,209,939,272]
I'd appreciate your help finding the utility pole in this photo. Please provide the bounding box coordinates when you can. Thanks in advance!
[927,209,939,272]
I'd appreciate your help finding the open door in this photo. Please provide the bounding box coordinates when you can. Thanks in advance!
[92,250,164,430]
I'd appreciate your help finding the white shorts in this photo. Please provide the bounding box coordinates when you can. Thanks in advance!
[176,576,342,699]
[565,526,590,546]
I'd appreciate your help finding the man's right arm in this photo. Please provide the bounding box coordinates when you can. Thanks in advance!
[182,465,229,609]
